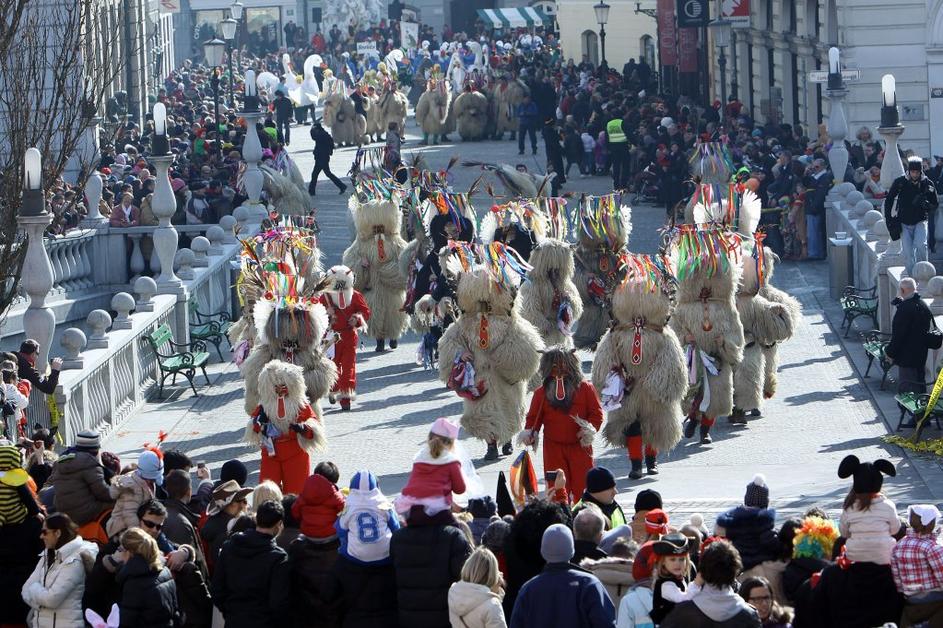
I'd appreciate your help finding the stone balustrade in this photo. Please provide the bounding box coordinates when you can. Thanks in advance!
[45,229,96,295]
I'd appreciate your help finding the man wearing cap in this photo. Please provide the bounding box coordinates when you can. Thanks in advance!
[891,504,943,625]
[885,155,939,275]
[509,524,616,627]
[47,429,114,526]
[200,479,251,568]
[573,467,627,531]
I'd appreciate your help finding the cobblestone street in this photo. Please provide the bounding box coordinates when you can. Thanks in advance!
[102,116,937,522]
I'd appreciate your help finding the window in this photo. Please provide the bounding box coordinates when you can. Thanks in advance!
[640,35,655,68]
[788,0,797,33]
[581,30,599,66]
[766,0,774,30]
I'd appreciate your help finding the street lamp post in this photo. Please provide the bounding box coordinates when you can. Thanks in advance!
[149,103,183,296]
[240,70,267,221]
[594,1,610,67]
[221,17,237,108]
[230,1,243,79]
[825,46,849,185]
[203,38,226,161]
[712,16,731,114]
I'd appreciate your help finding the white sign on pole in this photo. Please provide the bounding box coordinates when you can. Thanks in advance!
[356,41,378,55]
[158,0,180,13]
[400,21,419,51]
[808,69,860,83]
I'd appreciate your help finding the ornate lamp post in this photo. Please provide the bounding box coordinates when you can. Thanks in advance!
[594,1,610,66]
[240,69,266,220]
[221,17,237,108]
[203,38,226,161]
[878,73,905,189]
[19,148,56,371]
[150,103,183,295]
[825,47,850,185]
[712,16,732,112]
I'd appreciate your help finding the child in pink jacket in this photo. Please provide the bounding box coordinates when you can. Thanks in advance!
[394,418,466,517]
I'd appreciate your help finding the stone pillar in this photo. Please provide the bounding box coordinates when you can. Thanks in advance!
[239,111,267,221]
[86,310,112,350]
[219,215,238,244]
[826,86,849,185]
[878,125,905,190]
[18,213,56,372]
[60,328,87,370]
[134,276,157,312]
[206,226,225,256]
[80,173,107,228]
[150,155,184,296]
[111,292,136,330]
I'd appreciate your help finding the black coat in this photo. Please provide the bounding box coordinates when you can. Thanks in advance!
[660,600,761,628]
[211,529,291,628]
[572,540,607,566]
[810,561,903,628]
[389,523,472,628]
[322,555,398,628]
[288,536,340,628]
[199,511,233,570]
[0,516,42,624]
[886,293,933,369]
[884,173,939,225]
[802,171,830,216]
[782,557,828,605]
[117,556,179,628]
[714,506,781,571]
[16,352,59,395]
[311,126,336,162]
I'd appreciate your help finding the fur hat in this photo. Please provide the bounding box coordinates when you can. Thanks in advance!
[652,532,690,556]
[325,265,355,309]
[744,474,769,509]
[838,455,896,494]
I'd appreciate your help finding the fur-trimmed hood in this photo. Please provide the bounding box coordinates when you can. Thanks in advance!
[413,447,459,466]
[258,360,307,419]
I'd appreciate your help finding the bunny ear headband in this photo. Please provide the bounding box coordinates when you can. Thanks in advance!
[85,604,120,628]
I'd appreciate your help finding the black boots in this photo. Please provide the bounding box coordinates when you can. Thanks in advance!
[683,417,698,439]
[390,339,398,349]
[502,442,513,456]
[376,339,385,352]
[728,408,748,424]
[340,398,351,411]
[484,442,499,461]
[700,423,713,444]
[646,455,659,475]
[629,458,643,480]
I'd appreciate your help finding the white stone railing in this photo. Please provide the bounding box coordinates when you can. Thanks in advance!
[45,229,96,295]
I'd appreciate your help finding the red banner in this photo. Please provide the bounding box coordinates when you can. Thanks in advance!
[678,28,699,73]
[722,0,750,27]
[658,0,678,66]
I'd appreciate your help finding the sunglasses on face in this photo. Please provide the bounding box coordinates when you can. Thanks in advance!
[141,519,164,531]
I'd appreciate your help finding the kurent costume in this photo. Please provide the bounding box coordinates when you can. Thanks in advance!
[593,254,686,478]
[342,194,410,351]
[731,193,797,422]
[491,76,529,140]
[669,219,744,444]
[437,241,543,457]
[322,74,367,147]
[572,193,632,350]
[415,74,454,145]
[517,198,583,350]
[377,81,409,136]
[245,360,326,494]
[320,265,371,411]
[757,253,801,401]
[452,87,490,141]
[519,348,603,500]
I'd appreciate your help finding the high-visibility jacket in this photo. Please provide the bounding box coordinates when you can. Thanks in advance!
[607,118,627,144]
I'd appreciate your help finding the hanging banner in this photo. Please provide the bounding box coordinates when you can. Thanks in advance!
[356,41,378,55]
[658,0,678,67]
[400,21,419,51]
[678,28,699,73]
[677,0,709,27]
[722,0,751,28]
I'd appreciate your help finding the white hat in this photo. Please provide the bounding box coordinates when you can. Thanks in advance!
[909,504,941,526]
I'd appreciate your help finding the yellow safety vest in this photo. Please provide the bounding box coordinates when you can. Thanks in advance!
[607,118,627,144]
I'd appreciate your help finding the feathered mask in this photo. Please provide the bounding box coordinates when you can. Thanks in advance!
[622,253,677,299]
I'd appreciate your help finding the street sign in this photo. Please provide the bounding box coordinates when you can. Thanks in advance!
[808,69,860,83]
[356,41,378,55]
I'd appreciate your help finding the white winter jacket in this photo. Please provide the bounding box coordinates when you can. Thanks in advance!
[21,536,98,628]
[840,494,901,565]
[448,581,507,628]
[616,584,654,628]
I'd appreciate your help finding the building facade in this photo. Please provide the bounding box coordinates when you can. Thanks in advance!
[558,0,657,67]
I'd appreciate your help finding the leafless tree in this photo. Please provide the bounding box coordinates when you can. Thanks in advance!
[0,0,146,315]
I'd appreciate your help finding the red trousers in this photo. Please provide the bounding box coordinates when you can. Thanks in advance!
[542,439,594,502]
[260,435,310,494]
[332,330,358,397]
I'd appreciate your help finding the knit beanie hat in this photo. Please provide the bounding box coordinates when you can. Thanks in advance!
[137,450,164,486]
[75,430,101,450]
[585,466,616,494]
[634,488,662,513]
[744,474,769,509]
[468,496,497,519]
[540,523,575,563]
[219,459,248,486]
[838,455,896,494]
[644,508,669,536]
[481,518,511,554]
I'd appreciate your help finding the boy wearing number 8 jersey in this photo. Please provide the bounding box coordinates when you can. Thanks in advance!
[337,470,401,563]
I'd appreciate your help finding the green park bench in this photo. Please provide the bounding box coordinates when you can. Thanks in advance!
[861,330,892,390]
[894,392,943,432]
[188,299,233,361]
[145,323,211,399]
[840,285,878,338]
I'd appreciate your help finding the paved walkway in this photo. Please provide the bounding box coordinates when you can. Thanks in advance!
[103,118,939,524]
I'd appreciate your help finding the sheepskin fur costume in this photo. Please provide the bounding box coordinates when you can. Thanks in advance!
[519,239,583,349]
[342,195,410,341]
[244,360,326,453]
[438,267,543,444]
[363,91,382,141]
[323,92,367,147]
[379,88,409,136]
[261,164,309,217]
[452,90,490,141]
[242,299,337,414]
[593,255,685,453]
[757,250,800,400]
[492,78,529,138]
[416,82,454,140]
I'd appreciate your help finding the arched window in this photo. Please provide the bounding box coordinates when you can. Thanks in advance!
[581,30,599,66]
[640,35,655,68]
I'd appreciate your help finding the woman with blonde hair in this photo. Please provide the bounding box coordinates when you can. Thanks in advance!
[116,527,179,627]
[448,547,507,627]
[251,480,283,511]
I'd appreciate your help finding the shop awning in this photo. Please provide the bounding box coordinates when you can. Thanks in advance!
[476,7,549,29]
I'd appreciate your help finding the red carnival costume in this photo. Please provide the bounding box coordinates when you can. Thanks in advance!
[321,265,371,411]
[520,347,603,500]
[246,360,326,494]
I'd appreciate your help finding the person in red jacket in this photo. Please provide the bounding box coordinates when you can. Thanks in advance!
[320,265,371,411]
[245,360,326,494]
[292,461,346,538]
[519,346,603,501]
[394,417,467,518]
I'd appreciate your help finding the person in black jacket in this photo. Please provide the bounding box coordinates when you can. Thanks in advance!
[321,551,399,628]
[288,534,340,628]
[273,90,293,145]
[884,156,939,275]
[542,117,566,196]
[801,159,830,260]
[116,527,180,628]
[16,339,62,396]
[211,500,291,628]
[389,509,472,628]
[309,122,347,195]
[809,558,903,628]
[885,277,934,393]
